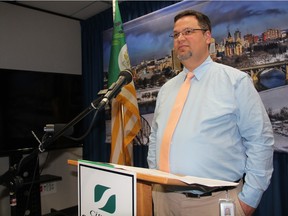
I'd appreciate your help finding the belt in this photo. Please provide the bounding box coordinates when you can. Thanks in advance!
[182,185,237,198]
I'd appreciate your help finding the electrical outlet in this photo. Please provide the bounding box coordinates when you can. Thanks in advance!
[40,182,57,196]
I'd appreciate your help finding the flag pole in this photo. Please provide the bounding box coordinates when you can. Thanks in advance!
[120,104,127,164]
[112,0,127,165]
[112,0,116,21]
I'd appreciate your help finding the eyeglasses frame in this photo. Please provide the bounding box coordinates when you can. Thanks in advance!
[169,28,208,39]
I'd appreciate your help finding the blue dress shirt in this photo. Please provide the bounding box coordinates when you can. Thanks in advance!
[147,56,274,208]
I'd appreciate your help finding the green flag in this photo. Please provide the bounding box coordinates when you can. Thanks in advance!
[108,0,130,86]
[108,0,141,165]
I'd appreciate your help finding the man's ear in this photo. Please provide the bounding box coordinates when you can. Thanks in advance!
[205,31,212,44]
[205,31,211,38]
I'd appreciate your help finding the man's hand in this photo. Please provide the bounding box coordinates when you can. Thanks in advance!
[239,199,256,216]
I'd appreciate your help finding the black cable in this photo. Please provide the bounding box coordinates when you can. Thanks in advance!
[64,106,100,142]
[23,155,40,216]
[39,95,104,150]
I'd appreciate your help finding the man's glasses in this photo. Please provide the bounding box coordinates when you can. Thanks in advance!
[169,28,207,39]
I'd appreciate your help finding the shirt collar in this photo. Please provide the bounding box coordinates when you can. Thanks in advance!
[183,56,213,81]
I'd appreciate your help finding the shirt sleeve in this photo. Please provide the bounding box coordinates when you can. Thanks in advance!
[236,75,274,208]
[147,87,163,169]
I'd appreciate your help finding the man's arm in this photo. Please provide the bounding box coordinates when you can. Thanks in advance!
[239,199,255,216]
[236,75,274,208]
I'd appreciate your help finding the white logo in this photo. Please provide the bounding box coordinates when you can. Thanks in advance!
[118,44,131,70]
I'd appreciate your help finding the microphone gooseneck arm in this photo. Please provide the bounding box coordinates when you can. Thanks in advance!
[39,68,133,152]
[39,96,102,153]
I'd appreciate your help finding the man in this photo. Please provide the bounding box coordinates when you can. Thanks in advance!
[147,10,274,216]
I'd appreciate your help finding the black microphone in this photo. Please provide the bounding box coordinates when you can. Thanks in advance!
[95,69,133,110]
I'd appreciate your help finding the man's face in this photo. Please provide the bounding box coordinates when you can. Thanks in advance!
[173,16,211,63]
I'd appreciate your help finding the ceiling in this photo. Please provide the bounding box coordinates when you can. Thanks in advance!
[11,1,116,21]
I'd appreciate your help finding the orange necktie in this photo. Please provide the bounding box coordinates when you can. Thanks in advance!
[159,72,194,172]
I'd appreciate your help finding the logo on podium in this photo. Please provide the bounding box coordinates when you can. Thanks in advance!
[94,184,116,214]
[78,161,136,216]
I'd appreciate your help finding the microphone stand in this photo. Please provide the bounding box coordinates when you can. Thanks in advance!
[0,94,106,216]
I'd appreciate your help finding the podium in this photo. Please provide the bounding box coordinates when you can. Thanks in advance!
[69,160,159,215]
[68,160,238,216]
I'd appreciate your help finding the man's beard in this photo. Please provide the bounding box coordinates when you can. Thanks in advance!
[177,51,192,61]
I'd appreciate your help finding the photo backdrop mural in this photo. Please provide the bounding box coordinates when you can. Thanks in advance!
[103,1,288,152]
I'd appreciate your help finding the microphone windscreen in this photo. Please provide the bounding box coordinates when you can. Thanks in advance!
[119,69,133,84]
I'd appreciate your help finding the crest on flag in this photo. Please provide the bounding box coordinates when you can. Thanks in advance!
[118,44,130,70]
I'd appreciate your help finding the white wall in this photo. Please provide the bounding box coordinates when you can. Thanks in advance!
[0,2,81,75]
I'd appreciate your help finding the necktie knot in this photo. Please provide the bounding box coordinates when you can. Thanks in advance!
[186,72,194,80]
